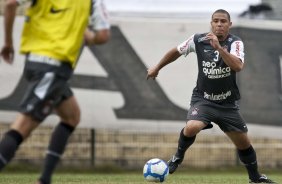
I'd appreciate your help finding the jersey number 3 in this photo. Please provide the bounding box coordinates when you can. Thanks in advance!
[213,50,220,62]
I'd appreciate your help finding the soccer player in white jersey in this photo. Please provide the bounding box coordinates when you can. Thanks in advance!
[147,9,275,184]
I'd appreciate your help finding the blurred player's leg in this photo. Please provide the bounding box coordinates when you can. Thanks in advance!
[38,96,80,184]
[0,114,38,171]
[38,122,75,184]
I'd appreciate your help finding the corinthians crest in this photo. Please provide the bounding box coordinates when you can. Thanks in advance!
[191,108,199,116]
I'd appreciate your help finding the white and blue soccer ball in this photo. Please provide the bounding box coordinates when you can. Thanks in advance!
[143,158,169,183]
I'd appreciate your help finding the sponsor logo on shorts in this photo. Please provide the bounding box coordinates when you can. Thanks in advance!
[42,100,54,115]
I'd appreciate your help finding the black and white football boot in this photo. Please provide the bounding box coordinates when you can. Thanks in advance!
[249,174,276,183]
[167,154,183,174]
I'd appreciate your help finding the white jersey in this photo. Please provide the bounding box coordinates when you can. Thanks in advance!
[16,0,28,5]
[89,0,111,31]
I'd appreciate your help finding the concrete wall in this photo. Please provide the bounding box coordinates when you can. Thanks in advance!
[0,0,261,17]
[104,0,260,18]
[262,0,282,17]
[0,17,282,139]
[1,123,281,169]
[232,26,282,126]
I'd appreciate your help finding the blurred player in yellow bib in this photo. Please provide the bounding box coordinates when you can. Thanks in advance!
[0,0,110,183]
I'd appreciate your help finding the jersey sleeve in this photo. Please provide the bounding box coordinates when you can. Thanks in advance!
[177,34,196,57]
[230,40,245,63]
[89,0,110,31]
[16,0,30,5]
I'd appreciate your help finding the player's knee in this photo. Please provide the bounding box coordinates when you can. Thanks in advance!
[235,141,251,150]
[61,119,79,127]
[60,111,80,127]
[184,124,201,137]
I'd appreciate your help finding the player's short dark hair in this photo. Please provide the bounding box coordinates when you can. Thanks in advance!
[212,9,231,21]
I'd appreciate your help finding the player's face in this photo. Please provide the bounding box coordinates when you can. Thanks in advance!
[210,13,232,40]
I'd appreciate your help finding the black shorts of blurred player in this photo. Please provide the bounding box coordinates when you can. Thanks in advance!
[20,55,74,122]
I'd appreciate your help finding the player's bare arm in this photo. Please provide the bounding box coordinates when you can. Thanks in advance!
[84,28,111,45]
[206,32,244,72]
[0,0,18,64]
[217,45,244,72]
[147,47,181,80]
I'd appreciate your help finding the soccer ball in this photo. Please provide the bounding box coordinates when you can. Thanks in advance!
[143,158,169,183]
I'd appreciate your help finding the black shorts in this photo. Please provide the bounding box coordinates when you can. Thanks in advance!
[187,96,248,132]
[19,54,74,122]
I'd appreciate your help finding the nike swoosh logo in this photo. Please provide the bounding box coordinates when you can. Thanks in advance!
[171,156,178,162]
[50,7,69,14]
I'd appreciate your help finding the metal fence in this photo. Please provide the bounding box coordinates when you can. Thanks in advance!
[0,123,281,170]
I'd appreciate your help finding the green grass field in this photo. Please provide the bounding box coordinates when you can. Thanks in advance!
[0,172,281,184]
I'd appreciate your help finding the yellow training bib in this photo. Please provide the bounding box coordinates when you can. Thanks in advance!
[20,0,91,68]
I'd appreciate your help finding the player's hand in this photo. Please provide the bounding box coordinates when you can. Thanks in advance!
[84,28,96,45]
[0,45,14,64]
[205,32,221,50]
[147,66,159,80]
